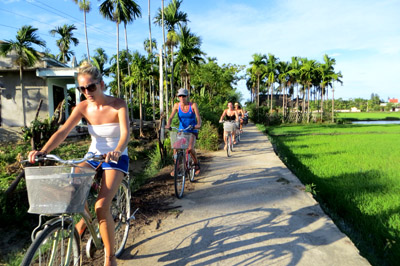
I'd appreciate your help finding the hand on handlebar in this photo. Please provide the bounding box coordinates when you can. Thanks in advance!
[28,150,47,164]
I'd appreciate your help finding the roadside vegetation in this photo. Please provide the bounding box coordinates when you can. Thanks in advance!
[264,123,400,266]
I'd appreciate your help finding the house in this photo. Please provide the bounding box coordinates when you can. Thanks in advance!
[0,47,80,127]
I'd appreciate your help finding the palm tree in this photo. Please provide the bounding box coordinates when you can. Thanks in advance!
[73,0,91,60]
[331,71,343,122]
[248,53,267,110]
[154,0,188,102]
[49,24,79,63]
[174,25,204,93]
[266,53,279,112]
[319,54,336,121]
[91,48,109,76]
[277,61,290,118]
[300,58,320,123]
[0,25,46,126]
[99,0,141,98]
[144,37,157,120]
[288,56,301,122]
[125,51,150,137]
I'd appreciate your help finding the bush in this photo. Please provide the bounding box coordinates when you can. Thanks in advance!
[197,120,219,151]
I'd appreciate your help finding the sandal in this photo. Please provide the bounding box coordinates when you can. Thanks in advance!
[224,145,227,151]
[194,163,201,175]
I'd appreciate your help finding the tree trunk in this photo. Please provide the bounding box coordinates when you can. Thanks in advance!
[20,67,26,127]
[148,0,155,121]
[170,45,175,106]
[332,86,335,123]
[320,87,324,122]
[116,22,120,98]
[307,85,310,123]
[84,11,90,61]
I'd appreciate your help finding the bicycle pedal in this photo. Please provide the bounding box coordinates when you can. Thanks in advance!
[128,208,139,221]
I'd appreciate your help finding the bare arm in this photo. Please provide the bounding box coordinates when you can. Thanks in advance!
[106,99,130,163]
[28,103,84,163]
[219,109,227,122]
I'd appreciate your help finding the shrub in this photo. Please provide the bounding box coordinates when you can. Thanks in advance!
[197,120,219,151]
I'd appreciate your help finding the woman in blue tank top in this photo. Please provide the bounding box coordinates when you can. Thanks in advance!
[166,88,202,175]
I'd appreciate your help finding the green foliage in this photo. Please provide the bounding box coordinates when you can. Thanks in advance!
[197,120,219,151]
[268,123,400,265]
[21,117,59,150]
[337,112,400,121]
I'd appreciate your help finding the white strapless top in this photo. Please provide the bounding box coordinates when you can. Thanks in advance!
[87,123,128,155]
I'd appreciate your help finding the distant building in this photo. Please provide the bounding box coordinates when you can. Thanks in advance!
[388,98,398,103]
[0,46,79,127]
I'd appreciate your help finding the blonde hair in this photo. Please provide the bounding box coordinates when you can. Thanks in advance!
[78,61,102,82]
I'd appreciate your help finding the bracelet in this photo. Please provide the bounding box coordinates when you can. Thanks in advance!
[39,150,48,155]
[114,150,122,154]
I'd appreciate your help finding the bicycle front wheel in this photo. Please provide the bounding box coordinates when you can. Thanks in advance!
[227,134,232,157]
[174,152,186,198]
[112,179,131,258]
[187,153,195,182]
[21,220,80,266]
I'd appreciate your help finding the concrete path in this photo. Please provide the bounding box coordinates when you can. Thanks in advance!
[119,123,370,266]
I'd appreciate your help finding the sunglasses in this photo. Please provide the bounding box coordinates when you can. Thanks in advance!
[77,82,99,93]
[178,95,187,98]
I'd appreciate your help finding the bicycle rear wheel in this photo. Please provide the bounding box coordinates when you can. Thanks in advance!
[112,179,131,258]
[187,153,195,182]
[174,152,186,198]
[21,220,80,266]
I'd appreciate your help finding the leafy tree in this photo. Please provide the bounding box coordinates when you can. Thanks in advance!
[99,0,142,98]
[154,0,188,102]
[174,25,204,92]
[248,53,267,110]
[0,25,46,126]
[49,24,79,63]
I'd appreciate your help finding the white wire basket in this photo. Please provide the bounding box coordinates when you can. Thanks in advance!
[25,165,95,214]
[223,121,236,132]
[170,132,192,149]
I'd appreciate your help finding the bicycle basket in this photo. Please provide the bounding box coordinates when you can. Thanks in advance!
[25,165,95,214]
[170,131,191,149]
[223,121,235,132]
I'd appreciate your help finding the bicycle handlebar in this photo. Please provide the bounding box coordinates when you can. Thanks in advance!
[21,152,104,165]
[167,125,193,132]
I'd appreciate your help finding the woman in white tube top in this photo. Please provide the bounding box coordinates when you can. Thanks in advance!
[28,61,129,266]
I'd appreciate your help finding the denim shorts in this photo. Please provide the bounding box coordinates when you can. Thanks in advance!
[86,155,129,174]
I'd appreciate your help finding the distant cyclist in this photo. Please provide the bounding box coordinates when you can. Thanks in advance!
[235,102,245,133]
[219,102,239,149]
[166,88,202,175]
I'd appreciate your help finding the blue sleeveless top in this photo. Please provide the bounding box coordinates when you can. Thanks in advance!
[178,103,198,133]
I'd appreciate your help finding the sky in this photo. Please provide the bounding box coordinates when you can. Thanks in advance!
[1,0,399,103]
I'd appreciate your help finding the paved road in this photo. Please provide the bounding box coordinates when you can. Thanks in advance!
[119,123,370,266]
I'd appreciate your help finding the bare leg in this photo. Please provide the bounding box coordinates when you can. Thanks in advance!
[188,135,200,174]
[96,170,124,266]
[223,131,227,150]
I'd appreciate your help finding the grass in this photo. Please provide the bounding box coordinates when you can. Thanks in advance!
[266,123,400,266]
[337,112,400,121]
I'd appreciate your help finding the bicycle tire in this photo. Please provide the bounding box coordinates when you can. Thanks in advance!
[21,220,80,266]
[187,153,195,182]
[227,134,232,157]
[112,179,131,258]
[174,152,186,198]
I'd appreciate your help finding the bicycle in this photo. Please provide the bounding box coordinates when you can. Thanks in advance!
[20,152,137,266]
[220,120,235,157]
[169,126,196,199]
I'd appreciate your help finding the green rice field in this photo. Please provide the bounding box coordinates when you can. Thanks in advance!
[337,112,400,121]
[266,123,400,266]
